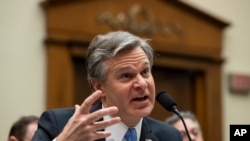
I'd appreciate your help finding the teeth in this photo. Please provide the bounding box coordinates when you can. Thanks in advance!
[136,96,147,99]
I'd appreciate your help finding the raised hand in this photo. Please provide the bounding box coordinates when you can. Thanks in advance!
[56,90,121,141]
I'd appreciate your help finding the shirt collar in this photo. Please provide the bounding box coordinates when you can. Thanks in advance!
[103,113,143,141]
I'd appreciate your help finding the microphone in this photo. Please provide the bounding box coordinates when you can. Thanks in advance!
[156,91,179,114]
[156,91,192,141]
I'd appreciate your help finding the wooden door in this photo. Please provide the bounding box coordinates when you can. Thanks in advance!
[73,57,90,105]
[151,66,197,120]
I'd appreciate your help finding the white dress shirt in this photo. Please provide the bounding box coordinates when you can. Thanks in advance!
[104,114,142,141]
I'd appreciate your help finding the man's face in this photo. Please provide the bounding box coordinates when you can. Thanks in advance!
[100,46,155,125]
[172,118,204,141]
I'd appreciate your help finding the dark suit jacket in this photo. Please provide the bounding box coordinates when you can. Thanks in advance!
[32,103,182,141]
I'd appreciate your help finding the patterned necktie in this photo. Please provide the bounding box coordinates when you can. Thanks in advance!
[124,128,137,141]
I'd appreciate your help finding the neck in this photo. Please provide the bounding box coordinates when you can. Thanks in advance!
[122,117,141,127]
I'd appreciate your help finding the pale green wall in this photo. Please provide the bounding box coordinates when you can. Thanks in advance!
[0,0,45,140]
[182,1,250,141]
[0,0,250,141]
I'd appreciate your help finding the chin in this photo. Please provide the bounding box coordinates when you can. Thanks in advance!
[135,107,153,117]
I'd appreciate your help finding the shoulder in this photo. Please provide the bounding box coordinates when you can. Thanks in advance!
[43,107,75,117]
[143,117,182,140]
[33,107,75,140]
[143,117,174,129]
[40,107,75,121]
[39,102,101,122]
[33,104,102,140]
[39,107,75,129]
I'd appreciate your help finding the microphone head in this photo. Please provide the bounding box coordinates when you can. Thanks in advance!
[156,91,177,112]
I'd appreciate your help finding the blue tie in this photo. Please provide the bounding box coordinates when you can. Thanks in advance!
[124,128,137,141]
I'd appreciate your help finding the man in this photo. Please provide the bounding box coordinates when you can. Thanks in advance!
[165,111,204,141]
[8,115,38,141]
[32,31,182,141]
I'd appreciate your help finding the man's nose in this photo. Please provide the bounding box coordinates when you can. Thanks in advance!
[133,75,147,90]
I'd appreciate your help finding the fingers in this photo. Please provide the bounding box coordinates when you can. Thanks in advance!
[74,90,120,124]
[94,116,121,131]
[94,131,112,140]
[80,90,104,114]
[73,106,120,140]
[91,117,121,140]
[60,91,121,141]
[85,117,121,140]
[86,106,119,123]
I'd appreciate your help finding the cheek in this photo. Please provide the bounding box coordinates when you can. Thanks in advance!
[148,78,155,94]
[148,75,155,86]
[105,84,128,103]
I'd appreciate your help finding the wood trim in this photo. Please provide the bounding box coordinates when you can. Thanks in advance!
[41,0,230,28]
[41,0,228,140]
[204,66,222,141]
[45,38,225,64]
[46,44,75,109]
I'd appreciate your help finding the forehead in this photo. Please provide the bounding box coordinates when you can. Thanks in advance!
[110,46,147,61]
[105,47,149,71]
[24,122,38,140]
[116,45,144,55]
[173,118,198,129]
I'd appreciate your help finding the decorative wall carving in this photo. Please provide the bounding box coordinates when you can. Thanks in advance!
[98,4,182,36]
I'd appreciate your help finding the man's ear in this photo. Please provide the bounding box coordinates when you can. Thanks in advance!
[8,136,18,141]
[91,79,103,91]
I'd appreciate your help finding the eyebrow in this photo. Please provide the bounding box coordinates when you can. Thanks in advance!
[113,62,149,76]
[118,61,150,70]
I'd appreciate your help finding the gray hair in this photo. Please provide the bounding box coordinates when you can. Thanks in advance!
[165,111,201,129]
[87,31,154,90]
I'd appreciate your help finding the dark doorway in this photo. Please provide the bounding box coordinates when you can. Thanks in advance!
[151,66,197,120]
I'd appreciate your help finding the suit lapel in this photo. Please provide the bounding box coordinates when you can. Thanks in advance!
[95,138,105,141]
[91,102,106,141]
[140,118,153,141]
[90,102,102,112]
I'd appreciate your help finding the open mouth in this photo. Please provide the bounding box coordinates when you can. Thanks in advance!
[132,96,148,101]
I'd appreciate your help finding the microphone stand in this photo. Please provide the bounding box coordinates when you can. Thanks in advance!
[172,106,192,141]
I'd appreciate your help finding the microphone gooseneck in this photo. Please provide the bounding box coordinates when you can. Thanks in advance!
[156,91,192,141]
